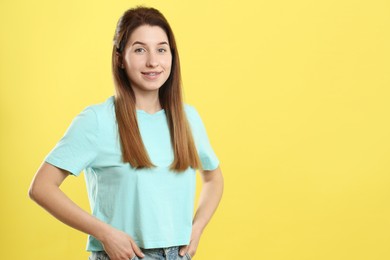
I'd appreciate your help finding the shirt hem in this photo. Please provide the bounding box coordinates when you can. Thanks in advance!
[44,157,80,176]
[86,239,190,252]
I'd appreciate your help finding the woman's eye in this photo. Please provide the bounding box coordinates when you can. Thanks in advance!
[134,48,145,53]
[158,48,167,53]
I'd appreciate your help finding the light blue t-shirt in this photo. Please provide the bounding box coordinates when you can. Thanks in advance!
[44,95,219,251]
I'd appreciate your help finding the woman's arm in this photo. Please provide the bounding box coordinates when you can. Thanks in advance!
[28,162,145,260]
[179,165,224,257]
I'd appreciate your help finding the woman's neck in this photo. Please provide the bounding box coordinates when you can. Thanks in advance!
[134,91,162,113]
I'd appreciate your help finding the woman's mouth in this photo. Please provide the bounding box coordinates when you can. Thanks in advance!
[141,71,162,80]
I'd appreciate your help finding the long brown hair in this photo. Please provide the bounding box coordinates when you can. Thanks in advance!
[112,6,201,172]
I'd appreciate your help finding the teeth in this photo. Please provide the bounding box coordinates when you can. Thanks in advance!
[144,72,158,76]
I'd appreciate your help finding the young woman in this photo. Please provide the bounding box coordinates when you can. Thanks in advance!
[29,6,224,260]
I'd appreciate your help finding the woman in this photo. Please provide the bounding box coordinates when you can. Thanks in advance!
[29,6,224,260]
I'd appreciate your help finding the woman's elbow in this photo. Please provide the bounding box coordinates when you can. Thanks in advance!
[28,162,68,202]
[28,176,49,203]
[28,181,41,202]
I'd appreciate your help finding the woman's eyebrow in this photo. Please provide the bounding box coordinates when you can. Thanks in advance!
[131,41,169,46]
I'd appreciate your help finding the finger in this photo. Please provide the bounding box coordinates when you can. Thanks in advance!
[179,245,189,256]
[130,241,145,258]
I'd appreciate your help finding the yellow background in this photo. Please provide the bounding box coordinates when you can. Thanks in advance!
[1,0,389,259]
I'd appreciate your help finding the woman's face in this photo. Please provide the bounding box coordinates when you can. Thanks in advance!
[122,25,172,94]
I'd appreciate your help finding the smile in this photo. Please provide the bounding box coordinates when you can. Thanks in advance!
[141,71,162,79]
[142,71,162,75]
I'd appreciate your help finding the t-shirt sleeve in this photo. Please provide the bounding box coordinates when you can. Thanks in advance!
[187,105,220,171]
[44,106,99,176]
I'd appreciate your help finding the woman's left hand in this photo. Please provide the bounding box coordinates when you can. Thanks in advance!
[179,227,202,258]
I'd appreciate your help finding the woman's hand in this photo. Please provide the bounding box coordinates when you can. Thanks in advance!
[179,227,202,258]
[101,227,145,260]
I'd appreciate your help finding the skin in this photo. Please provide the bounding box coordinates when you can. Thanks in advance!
[29,25,224,260]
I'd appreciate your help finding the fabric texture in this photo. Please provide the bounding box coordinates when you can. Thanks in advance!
[44,95,219,251]
[89,246,192,260]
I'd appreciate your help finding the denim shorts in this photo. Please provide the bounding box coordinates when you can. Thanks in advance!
[89,246,192,260]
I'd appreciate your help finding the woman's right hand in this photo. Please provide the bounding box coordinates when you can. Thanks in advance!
[100,227,145,260]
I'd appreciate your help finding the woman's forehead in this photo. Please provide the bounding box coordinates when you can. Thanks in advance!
[128,25,169,45]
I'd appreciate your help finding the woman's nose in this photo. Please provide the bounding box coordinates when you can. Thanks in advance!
[146,53,158,67]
